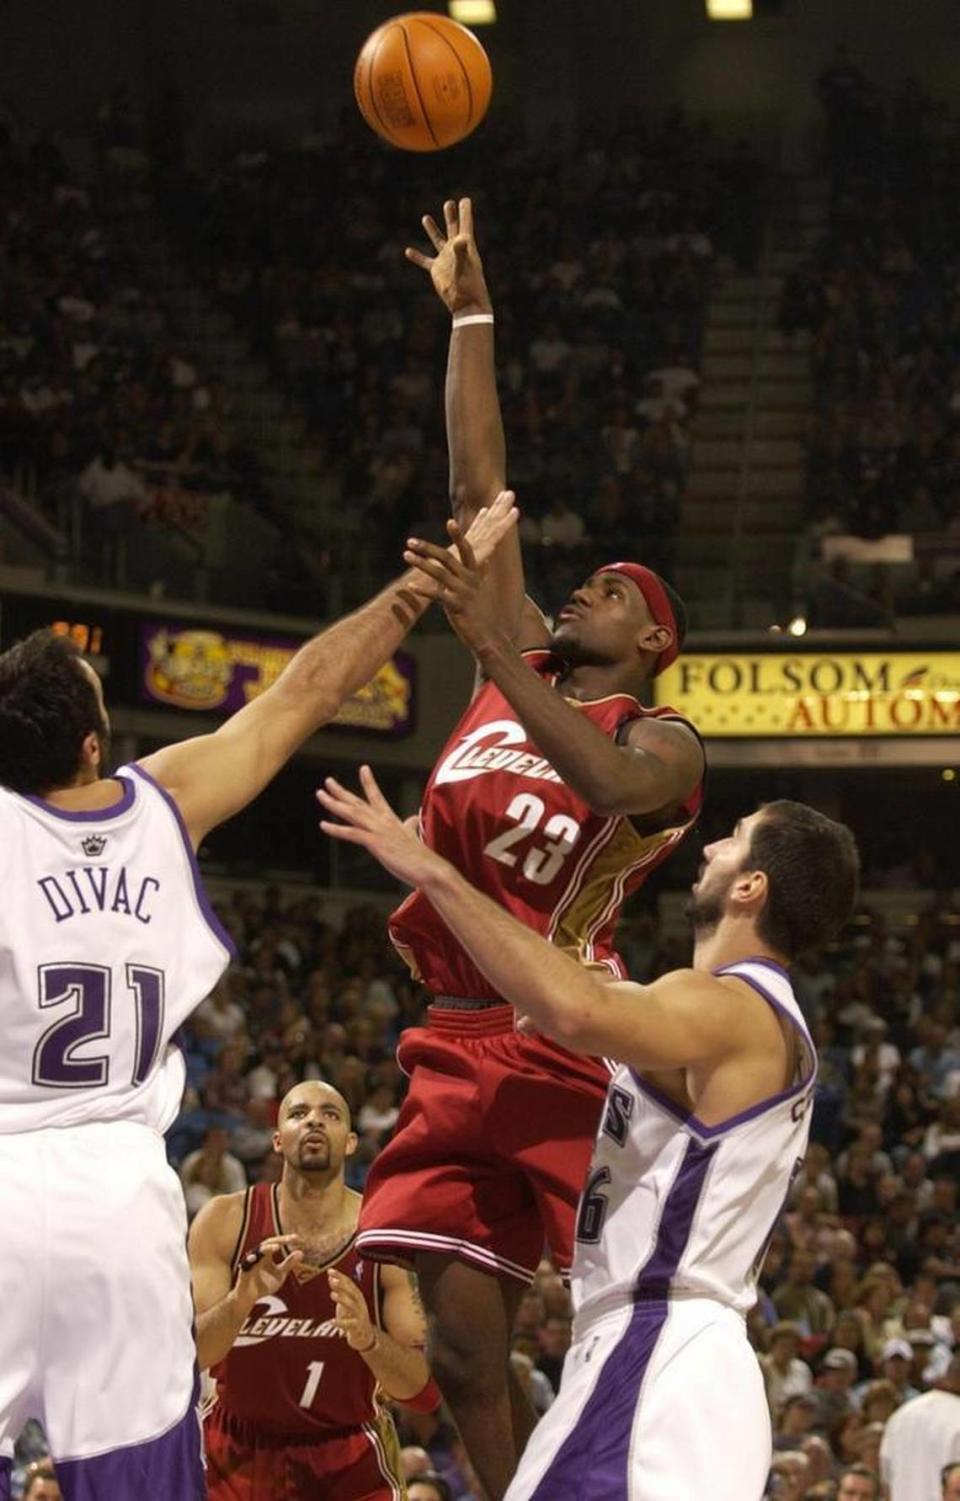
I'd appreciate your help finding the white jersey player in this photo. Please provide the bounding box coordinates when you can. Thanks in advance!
[312,777,861,1501]
[0,497,517,1501]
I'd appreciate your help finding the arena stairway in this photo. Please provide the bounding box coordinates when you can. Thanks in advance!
[677,176,828,629]
[122,211,334,509]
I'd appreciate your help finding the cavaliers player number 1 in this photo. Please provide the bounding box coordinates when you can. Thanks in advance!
[190,1081,437,1501]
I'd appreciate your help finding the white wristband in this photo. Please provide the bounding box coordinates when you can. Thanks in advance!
[452,313,495,328]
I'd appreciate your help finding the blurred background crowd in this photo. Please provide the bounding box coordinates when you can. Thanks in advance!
[784,54,960,624]
[3,26,960,1501]
[4,96,761,611]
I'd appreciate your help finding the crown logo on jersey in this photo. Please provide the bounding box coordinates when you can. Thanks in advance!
[81,834,107,857]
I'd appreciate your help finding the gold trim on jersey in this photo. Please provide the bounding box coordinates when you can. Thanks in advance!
[372,1261,384,1333]
[560,689,641,708]
[551,815,689,964]
[230,1188,253,1276]
[390,934,423,984]
[271,1183,361,1278]
[363,1409,408,1500]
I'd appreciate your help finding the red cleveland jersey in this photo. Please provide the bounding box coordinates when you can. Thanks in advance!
[390,650,703,999]
[210,1183,386,1436]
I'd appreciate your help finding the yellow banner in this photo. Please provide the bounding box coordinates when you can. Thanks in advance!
[655,652,960,737]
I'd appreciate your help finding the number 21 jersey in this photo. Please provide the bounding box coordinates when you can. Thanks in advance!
[0,764,234,1134]
[390,651,704,1001]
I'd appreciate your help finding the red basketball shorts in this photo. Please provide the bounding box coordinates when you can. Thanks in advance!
[357,1005,609,1283]
[203,1403,404,1501]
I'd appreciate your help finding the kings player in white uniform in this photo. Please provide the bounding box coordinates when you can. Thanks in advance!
[314,777,861,1500]
[0,498,517,1501]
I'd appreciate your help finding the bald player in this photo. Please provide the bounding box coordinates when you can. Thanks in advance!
[189,1081,437,1500]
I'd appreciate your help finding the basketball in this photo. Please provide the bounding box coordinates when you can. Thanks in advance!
[353,12,493,152]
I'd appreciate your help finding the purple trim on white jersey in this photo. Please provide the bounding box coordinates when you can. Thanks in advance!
[635,1137,718,1298]
[715,964,816,1090]
[528,1139,716,1496]
[55,1368,204,1499]
[530,1299,669,1498]
[629,966,816,1140]
[0,1455,10,1500]
[21,776,136,823]
[629,1071,694,1127]
[728,955,790,980]
[126,764,237,960]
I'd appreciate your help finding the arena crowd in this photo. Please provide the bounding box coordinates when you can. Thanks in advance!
[786,60,960,624]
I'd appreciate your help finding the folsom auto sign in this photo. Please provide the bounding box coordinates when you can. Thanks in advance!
[654,652,960,737]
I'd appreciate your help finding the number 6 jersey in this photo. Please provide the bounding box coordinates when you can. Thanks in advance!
[390,650,704,1001]
[0,764,234,1134]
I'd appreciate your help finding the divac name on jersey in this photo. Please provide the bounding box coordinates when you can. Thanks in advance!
[37,865,160,925]
[434,721,562,786]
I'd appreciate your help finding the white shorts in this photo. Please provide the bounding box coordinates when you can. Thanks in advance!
[0,1122,203,1500]
[505,1297,771,1501]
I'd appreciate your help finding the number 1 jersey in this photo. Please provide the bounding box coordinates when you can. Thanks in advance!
[0,764,234,1134]
[390,651,704,1000]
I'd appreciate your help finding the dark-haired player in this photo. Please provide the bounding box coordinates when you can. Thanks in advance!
[316,776,861,1501]
[0,497,516,1501]
[353,199,706,1499]
[191,1081,437,1500]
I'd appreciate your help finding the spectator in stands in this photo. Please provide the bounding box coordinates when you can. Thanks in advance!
[508,1351,554,1419]
[773,1393,818,1453]
[21,1461,61,1500]
[815,1346,859,1429]
[859,1379,901,1427]
[942,1462,960,1501]
[768,1448,809,1501]
[835,1463,880,1501]
[356,1079,400,1147]
[179,1124,246,1215]
[774,1248,836,1336]
[828,1408,866,1472]
[762,1322,814,1413]
[408,1475,452,1501]
[535,1315,571,1395]
[853,1339,921,1410]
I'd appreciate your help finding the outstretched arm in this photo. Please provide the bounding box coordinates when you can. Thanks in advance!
[137,494,517,846]
[316,768,749,1071]
[407,198,545,650]
[404,531,703,818]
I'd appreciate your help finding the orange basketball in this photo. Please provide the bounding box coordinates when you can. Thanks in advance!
[354,12,493,152]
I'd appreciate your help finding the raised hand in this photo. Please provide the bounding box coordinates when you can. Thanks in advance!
[328,1268,377,1352]
[404,515,504,657]
[406,197,492,315]
[402,489,517,603]
[237,1234,304,1303]
[460,488,517,566]
[317,766,448,890]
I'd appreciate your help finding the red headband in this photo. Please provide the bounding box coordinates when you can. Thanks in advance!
[602,562,679,676]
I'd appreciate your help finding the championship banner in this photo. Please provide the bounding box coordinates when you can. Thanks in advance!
[139,622,416,736]
[655,652,960,737]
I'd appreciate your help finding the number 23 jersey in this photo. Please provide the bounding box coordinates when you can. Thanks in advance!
[390,651,704,1001]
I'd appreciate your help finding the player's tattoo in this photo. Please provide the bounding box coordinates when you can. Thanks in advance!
[406,1269,427,1321]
